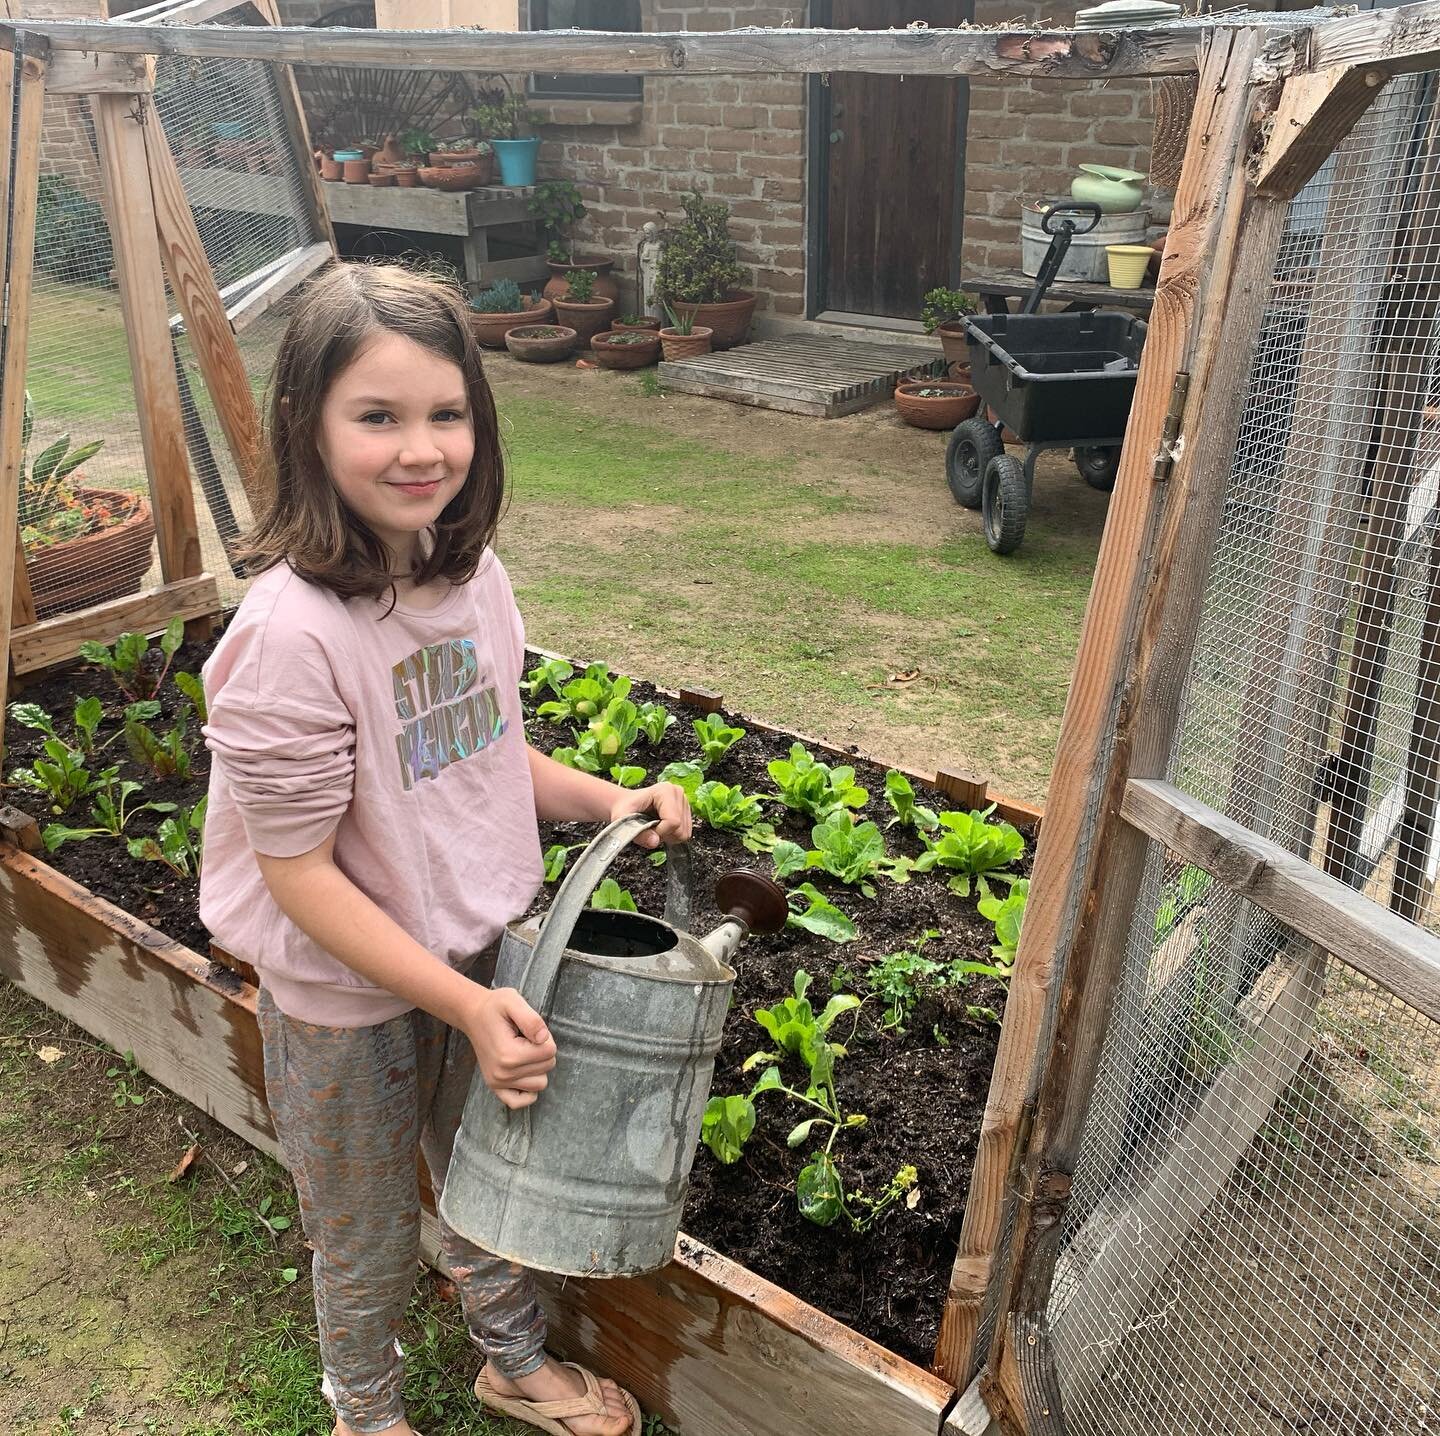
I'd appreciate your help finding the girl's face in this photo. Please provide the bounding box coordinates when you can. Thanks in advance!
[316,331,474,568]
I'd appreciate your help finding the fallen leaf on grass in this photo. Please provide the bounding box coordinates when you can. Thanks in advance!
[169,1143,201,1183]
[231,1160,248,1176]
[36,1046,66,1064]
[887,668,921,685]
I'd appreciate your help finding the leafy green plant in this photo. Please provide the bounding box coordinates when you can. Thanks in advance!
[657,759,705,795]
[785,883,857,942]
[1154,863,1213,941]
[7,739,111,814]
[690,779,767,835]
[537,663,630,724]
[865,930,945,1031]
[563,268,597,303]
[802,812,909,898]
[551,695,659,776]
[884,770,939,834]
[127,797,206,878]
[637,701,674,744]
[10,696,105,760]
[124,703,193,782]
[767,742,868,822]
[700,1093,755,1165]
[18,391,107,532]
[528,179,587,264]
[914,805,1024,897]
[661,300,696,336]
[589,878,637,913]
[921,286,977,334]
[694,712,745,770]
[797,1152,917,1233]
[978,878,1028,966]
[79,618,185,704]
[174,671,207,724]
[609,764,648,788]
[471,86,534,140]
[751,969,860,1068]
[42,777,176,852]
[524,657,574,700]
[469,278,525,314]
[657,191,746,305]
[399,126,437,158]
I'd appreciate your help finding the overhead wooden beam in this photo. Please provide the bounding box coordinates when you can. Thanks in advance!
[3,19,1217,77]
[1313,0,1440,78]
[1252,63,1389,199]
[45,45,152,92]
[1122,779,1440,1023]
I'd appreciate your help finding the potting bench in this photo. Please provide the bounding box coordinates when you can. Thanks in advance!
[961,265,1155,316]
[321,179,549,292]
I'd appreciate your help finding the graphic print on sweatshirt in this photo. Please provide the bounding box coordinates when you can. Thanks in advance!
[393,637,507,791]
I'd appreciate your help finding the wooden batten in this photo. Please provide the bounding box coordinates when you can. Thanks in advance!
[9,575,221,675]
[224,240,330,333]
[1252,64,1389,200]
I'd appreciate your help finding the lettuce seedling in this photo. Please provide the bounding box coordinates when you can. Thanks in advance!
[523,657,573,700]
[914,804,1024,897]
[43,778,176,852]
[537,663,630,724]
[803,812,910,898]
[609,764,647,788]
[637,702,675,744]
[656,759,705,796]
[751,969,859,1069]
[700,1093,755,1165]
[127,797,206,877]
[589,878,637,912]
[79,617,184,704]
[784,883,856,942]
[542,841,586,882]
[977,877,1028,967]
[767,743,867,821]
[693,713,745,770]
[883,770,938,834]
[690,780,766,834]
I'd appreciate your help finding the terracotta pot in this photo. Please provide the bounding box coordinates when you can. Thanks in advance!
[948,361,973,385]
[393,167,420,188]
[591,330,661,370]
[469,297,554,349]
[504,325,578,363]
[669,290,756,350]
[894,381,981,430]
[659,326,713,361]
[342,156,371,184]
[319,153,342,182]
[936,319,973,365]
[553,296,615,345]
[369,172,394,187]
[612,316,661,333]
[428,149,495,183]
[542,258,620,304]
[23,487,155,620]
[418,164,488,192]
[376,134,407,167]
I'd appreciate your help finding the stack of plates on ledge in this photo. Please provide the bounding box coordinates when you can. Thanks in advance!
[1074,0,1182,28]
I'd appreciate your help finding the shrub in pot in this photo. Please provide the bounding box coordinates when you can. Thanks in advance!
[468,279,553,348]
[552,268,615,345]
[591,330,661,370]
[659,303,714,362]
[922,286,978,365]
[658,191,755,350]
[504,325,579,363]
[473,85,540,186]
[17,392,155,619]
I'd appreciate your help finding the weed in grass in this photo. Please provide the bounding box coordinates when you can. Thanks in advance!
[636,369,664,399]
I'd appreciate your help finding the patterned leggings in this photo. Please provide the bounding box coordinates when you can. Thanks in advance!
[257,974,548,1433]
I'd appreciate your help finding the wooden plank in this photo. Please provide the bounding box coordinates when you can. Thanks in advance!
[179,165,301,222]
[656,373,867,419]
[1048,947,1324,1395]
[1312,0,1440,78]
[90,91,203,597]
[1122,778,1440,1022]
[472,254,549,287]
[945,1379,999,1435]
[1,45,46,757]
[1253,64,1389,200]
[9,574,221,674]
[947,26,1287,1412]
[144,116,265,511]
[45,46,152,92]
[10,19,1215,78]
[321,178,470,234]
[226,239,330,333]
[0,845,276,1158]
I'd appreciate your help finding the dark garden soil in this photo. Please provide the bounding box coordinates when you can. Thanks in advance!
[4,636,1032,1370]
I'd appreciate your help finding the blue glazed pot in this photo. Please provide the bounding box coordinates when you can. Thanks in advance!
[492,136,541,186]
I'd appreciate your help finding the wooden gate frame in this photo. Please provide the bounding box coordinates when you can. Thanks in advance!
[11,8,1440,1435]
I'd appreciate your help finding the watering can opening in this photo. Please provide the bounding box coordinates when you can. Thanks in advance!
[562,907,679,959]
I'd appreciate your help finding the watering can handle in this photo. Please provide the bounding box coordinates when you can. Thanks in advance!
[491,815,692,1166]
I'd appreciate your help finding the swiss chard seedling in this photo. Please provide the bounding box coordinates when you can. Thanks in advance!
[127,797,206,877]
[79,617,184,704]
[7,737,112,814]
[124,702,193,782]
[767,743,868,821]
[42,777,176,852]
[173,671,207,724]
[913,804,1024,898]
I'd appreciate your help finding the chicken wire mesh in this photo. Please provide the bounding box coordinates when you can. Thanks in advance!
[1047,75,1440,1436]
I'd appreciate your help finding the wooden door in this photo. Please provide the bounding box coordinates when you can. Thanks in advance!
[816,0,969,319]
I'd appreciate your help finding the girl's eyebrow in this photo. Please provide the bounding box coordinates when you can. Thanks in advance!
[345,394,470,409]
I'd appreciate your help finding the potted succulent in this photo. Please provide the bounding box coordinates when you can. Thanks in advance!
[893,379,980,430]
[657,191,755,350]
[552,269,615,346]
[591,329,661,370]
[922,286,978,367]
[658,302,713,362]
[504,325,579,363]
[17,392,155,619]
[613,313,661,333]
[472,83,540,187]
[468,279,553,348]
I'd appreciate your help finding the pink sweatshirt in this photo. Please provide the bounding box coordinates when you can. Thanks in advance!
[198,555,542,1026]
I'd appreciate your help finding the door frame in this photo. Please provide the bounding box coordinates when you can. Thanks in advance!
[805,0,972,322]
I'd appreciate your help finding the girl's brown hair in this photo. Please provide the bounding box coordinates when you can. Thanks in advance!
[238,262,503,601]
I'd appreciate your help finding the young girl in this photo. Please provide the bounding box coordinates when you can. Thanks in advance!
[199,262,690,1436]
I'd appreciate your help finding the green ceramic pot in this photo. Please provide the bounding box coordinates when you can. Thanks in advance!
[1070,163,1146,215]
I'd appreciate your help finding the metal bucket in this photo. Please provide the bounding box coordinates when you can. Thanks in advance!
[1021,201,1149,283]
[440,815,769,1277]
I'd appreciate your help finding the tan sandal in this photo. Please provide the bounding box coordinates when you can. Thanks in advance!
[473,1360,641,1436]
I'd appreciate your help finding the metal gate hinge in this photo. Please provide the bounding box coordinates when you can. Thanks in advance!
[1153,370,1190,482]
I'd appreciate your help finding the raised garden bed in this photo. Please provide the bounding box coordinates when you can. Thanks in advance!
[1,629,1042,1435]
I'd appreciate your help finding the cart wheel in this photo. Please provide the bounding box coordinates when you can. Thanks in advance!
[946,417,1002,509]
[982,454,1029,555]
[1074,445,1121,492]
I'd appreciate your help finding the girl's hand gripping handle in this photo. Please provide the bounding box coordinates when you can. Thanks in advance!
[464,986,557,1110]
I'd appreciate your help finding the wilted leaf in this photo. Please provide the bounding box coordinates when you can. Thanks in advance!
[36,1045,65,1064]
[168,1142,200,1183]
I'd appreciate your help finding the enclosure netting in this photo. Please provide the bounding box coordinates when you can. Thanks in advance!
[1049,77,1440,1435]
[17,2,321,620]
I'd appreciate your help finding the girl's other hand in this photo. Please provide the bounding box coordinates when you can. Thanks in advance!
[608,782,692,849]
[464,986,557,1109]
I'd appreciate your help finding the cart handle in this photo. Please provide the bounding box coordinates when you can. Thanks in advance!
[1041,201,1103,236]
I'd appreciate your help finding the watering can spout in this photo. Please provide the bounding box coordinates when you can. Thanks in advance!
[704,870,790,964]
[701,916,749,965]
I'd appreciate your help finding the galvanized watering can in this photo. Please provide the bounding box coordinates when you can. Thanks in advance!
[440,813,787,1277]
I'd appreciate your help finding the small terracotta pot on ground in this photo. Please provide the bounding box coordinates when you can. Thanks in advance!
[591,330,662,370]
[504,325,578,363]
[553,296,615,346]
[936,319,973,365]
[894,381,981,430]
[542,258,620,304]
[612,316,661,333]
[659,326,714,362]
[469,297,554,349]
[669,290,756,350]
